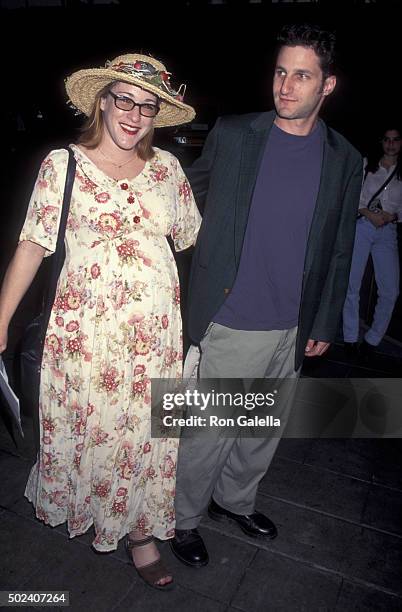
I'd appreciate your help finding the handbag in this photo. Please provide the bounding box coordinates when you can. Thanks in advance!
[357,166,397,219]
[19,147,76,446]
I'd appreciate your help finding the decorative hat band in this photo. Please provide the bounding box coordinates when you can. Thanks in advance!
[65,52,195,127]
[106,60,186,101]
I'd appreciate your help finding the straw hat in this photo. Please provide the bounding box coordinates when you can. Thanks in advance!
[65,53,195,128]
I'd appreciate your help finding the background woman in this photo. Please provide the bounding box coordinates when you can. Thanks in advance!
[343,127,402,355]
[0,53,201,589]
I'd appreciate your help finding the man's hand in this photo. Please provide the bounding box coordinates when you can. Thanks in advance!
[304,339,330,357]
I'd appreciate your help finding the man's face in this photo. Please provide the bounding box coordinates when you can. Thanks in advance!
[273,45,336,124]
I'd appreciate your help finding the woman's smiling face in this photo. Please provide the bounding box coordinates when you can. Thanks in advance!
[100,82,158,151]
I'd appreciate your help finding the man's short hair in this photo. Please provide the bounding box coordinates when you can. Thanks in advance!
[276,23,336,78]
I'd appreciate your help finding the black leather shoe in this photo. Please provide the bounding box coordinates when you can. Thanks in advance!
[359,339,376,358]
[208,499,277,539]
[170,529,209,567]
[343,342,359,357]
[358,340,378,365]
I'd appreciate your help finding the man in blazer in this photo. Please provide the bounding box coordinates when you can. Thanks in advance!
[171,24,363,567]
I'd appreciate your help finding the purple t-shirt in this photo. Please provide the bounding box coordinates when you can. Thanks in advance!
[214,122,323,330]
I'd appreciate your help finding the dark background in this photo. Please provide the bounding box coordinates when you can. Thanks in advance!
[2,1,401,231]
[1,0,401,368]
[1,9,401,604]
[2,2,401,145]
[2,1,401,233]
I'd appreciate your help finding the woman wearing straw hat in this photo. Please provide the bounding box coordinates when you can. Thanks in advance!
[0,53,200,589]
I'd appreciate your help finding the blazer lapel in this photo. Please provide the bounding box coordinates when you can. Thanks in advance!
[234,112,274,266]
[303,123,342,276]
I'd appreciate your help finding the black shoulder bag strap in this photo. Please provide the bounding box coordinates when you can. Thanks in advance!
[20,147,76,454]
[366,166,397,209]
[357,165,397,219]
[43,146,76,327]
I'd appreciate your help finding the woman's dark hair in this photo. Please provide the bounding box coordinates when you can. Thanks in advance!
[276,23,336,78]
[366,127,402,180]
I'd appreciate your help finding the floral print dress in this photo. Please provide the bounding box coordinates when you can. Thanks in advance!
[22,145,201,551]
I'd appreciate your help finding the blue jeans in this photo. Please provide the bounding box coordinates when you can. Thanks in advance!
[343,218,400,346]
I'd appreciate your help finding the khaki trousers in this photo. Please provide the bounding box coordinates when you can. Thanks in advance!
[175,323,299,529]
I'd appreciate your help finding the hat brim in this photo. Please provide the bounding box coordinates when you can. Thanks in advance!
[65,68,195,127]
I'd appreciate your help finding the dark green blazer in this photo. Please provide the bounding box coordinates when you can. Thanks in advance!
[186,110,363,370]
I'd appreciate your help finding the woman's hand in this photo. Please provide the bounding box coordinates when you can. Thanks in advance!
[0,241,46,352]
[0,325,8,354]
[380,211,397,225]
[367,211,386,228]
[359,208,385,227]
[361,208,397,227]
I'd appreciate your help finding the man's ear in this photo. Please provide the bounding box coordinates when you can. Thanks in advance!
[322,75,336,97]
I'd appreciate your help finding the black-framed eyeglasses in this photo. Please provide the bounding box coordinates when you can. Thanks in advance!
[108,91,160,117]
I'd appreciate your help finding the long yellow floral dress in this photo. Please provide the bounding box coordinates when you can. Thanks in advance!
[22,144,201,551]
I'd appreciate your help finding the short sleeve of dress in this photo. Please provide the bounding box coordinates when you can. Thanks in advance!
[19,149,69,258]
[170,157,202,252]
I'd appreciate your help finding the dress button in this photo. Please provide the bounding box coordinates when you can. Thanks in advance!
[134,216,141,224]
[223,287,230,295]
[120,183,128,190]
[127,195,135,203]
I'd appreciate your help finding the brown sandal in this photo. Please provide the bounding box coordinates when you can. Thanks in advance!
[125,535,174,591]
